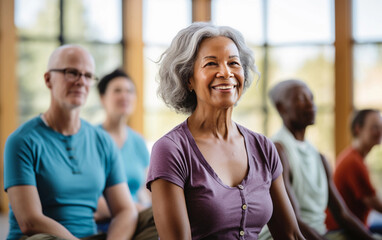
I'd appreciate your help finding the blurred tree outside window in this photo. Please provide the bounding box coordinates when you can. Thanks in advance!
[15,0,123,125]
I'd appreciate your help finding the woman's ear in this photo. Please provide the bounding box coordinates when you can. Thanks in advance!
[188,77,193,92]
[353,124,361,138]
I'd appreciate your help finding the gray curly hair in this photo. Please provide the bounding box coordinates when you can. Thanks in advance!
[157,22,259,114]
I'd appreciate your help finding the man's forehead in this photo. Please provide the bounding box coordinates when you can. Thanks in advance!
[48,46,94,69]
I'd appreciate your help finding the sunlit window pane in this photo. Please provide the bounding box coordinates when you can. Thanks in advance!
[143,0,191,45]
[16,0,123,125]
[267,46,334,106]
[15,0,60,38]
[18,42,59,124]
[233,47,264,132]
[143,46,189,144]
[268,0,333,44]
[266,46,335,160]
[212,0,263,44]
[64,0,122,43]
[353,44,382,110]
[366,145,382,195]
[233,108,266,134]
[143,0,191,144]
[353,0,382,42]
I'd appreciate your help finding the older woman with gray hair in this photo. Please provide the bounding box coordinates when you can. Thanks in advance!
[146,22,304,240]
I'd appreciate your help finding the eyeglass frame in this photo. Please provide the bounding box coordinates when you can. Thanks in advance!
[49,68,99,85]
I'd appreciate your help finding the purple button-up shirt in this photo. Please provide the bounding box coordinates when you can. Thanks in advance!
[147,120,282,240]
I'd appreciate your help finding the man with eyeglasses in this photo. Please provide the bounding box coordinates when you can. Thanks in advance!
[4,45,138,240]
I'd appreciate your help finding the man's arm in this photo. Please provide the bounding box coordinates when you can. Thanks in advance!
[274,143,326,240]
[104,182,138,240]
[7,185,79,240]
[267,175,306,240]
[321,154,374,240]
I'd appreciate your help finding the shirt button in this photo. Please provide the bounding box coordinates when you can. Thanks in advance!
[238,184,244,190]
[240,230,245,236]
[242,204,247,210]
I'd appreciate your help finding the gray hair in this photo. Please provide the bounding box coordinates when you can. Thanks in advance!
[157,22,259,114]
[268,79,308,107]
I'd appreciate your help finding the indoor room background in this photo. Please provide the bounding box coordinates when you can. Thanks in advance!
[1,0,382,234]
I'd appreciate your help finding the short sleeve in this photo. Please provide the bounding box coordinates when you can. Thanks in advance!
[265,138,283,181]
[146,136,189,191]
[4,134,37,190]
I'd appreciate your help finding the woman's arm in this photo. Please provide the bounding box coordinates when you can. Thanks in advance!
[104,183,138,240]
[363,195,382,213]
[274,143,326,240]
[7,185,79,239]
[267,175,305,240]
[321,154,374,240]
[151,179,191,240]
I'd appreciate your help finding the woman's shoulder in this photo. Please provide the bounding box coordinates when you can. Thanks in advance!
[236,123,273,146]
[126,126,147,143]
[155,121,189,144]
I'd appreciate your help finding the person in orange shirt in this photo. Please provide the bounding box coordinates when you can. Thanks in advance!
[326,109,382,234]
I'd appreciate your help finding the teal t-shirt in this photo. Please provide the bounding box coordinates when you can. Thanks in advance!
[4,116,125,240]
[98,125,149,202]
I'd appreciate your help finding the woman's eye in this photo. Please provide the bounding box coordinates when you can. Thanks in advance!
[205,62,217,66]
[230,61,240,66]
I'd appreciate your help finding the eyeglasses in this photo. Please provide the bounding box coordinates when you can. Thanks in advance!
[49,68,98,86]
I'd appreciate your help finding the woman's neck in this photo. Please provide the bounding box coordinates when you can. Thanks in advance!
[188,107,235,140]
[102,115,128,147]
[103,115,127,134]
[352,139,372,158]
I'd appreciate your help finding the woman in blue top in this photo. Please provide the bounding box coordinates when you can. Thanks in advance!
[95,69,156,239]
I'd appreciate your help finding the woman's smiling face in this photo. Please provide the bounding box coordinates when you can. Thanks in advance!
[189,36,244,111]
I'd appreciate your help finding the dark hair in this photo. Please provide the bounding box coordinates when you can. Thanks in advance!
[351,109,380,137]
[97,68,134,95]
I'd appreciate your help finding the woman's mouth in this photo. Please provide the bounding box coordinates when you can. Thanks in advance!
[212,85,236,90]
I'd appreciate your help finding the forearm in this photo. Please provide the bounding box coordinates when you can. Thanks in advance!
[20,215,79,240]
[296,219,326,240]
[107,208,138,240]
[335,213,374,240]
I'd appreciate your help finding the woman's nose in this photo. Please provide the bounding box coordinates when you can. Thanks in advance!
[216,64,233,79]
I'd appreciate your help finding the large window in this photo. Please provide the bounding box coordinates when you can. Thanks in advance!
[15,0,123,124]
[212,0,336,161]
[143,0,192,146]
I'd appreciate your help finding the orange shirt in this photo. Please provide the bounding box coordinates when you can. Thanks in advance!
[326,147,376,230]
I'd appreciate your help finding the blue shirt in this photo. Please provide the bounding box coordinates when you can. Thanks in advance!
[99,126,149,202]
[4,116,125,240]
